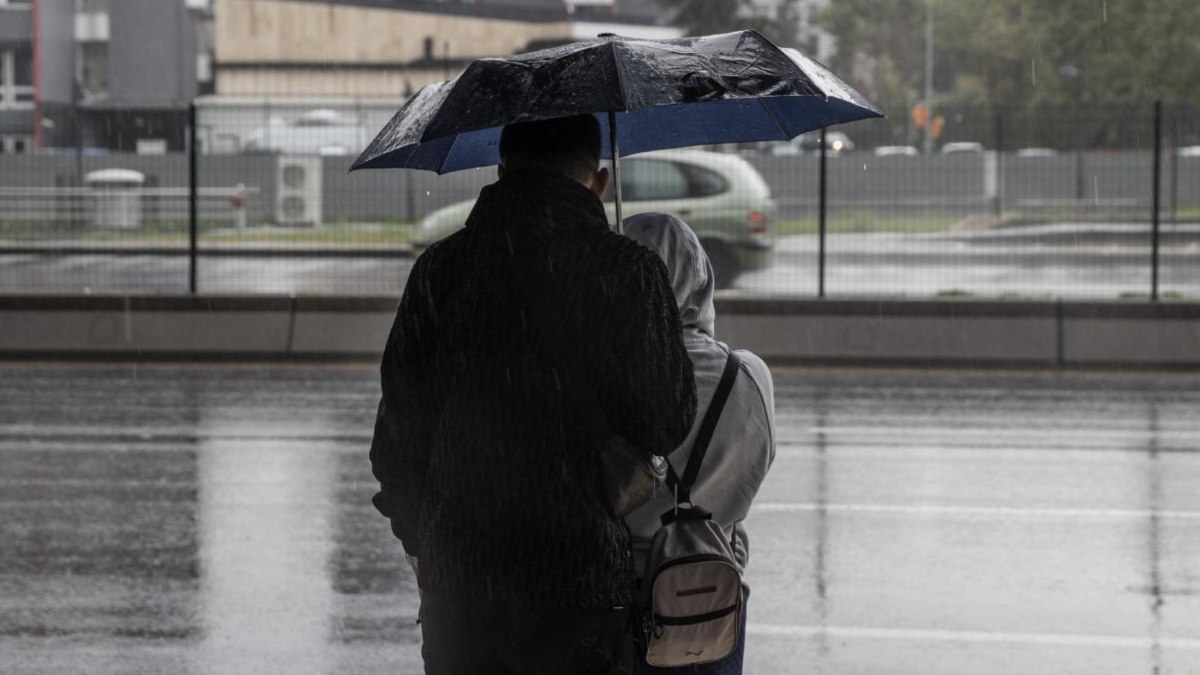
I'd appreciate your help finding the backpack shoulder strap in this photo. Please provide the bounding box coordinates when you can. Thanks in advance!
[668,350,741,504]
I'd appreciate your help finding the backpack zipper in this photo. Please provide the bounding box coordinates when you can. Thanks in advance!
[654,603,738,627]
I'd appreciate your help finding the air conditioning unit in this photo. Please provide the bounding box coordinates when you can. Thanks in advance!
[275,156,322,227]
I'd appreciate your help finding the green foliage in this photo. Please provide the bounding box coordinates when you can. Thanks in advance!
[659,0,790,45]
[820,0,929,105]
[819,0,1200,110]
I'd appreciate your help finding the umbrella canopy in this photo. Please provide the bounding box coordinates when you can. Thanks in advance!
[350,31,881,174]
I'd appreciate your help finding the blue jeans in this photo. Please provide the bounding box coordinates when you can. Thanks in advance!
[633,586,749,675]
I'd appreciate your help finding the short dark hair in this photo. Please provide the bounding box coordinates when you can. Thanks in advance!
[499,114,602,182]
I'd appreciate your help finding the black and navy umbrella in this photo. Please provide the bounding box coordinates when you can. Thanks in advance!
[351,30,881,224]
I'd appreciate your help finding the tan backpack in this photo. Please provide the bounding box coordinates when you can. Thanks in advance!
[639,351,743,667]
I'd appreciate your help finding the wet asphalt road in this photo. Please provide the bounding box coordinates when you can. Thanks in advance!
[2,227,1197,297]
[1,364,1199,675]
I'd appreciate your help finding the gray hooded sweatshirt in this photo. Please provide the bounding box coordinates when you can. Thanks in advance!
[623,212,776,573]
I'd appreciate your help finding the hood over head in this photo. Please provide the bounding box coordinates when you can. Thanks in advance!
[623,212,715,338]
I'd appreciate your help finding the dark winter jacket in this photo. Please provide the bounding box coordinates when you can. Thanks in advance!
[369,169,697,608]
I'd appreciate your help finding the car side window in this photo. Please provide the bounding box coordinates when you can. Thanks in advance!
[681,164,728,197]
[621,159,690,201]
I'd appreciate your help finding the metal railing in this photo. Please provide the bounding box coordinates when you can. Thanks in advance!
[0,100,1195,299]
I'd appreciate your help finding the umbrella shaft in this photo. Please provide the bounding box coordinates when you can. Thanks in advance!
[609,110,623,234]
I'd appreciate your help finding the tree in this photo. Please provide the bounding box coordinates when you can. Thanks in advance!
[659,0,790,46]
[818,0,929,105]
[819,0,1200,109]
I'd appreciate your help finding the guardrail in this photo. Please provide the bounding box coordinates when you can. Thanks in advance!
[0,187,260,226]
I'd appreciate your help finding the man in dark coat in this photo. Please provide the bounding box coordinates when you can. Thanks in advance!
[369,114,697,674]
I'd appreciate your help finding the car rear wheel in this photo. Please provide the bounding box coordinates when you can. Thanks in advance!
[702,240,739,290]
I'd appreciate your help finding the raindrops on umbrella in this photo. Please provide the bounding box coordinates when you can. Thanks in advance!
[350,30,881,175]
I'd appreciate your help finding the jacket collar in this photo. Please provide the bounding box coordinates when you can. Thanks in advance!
[464,169,610,241]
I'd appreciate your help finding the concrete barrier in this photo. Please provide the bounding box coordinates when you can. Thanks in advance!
[1062,303,1200,367]
[715,298,1061,367]
[288,297,396,357]
[1,294,1196,369]
[0,296,293,358]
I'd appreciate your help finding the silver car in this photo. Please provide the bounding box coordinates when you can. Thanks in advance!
[414,149,777,288]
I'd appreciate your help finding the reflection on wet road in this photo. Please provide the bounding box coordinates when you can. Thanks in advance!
[1,365,1198,674]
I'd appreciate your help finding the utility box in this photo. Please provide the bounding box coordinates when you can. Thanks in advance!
[85,169,146,229]
[275,156,322,227]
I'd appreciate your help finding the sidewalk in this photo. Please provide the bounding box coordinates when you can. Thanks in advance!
[3,364,1197,675]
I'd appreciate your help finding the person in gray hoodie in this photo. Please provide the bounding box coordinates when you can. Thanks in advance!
[623,212,776,674]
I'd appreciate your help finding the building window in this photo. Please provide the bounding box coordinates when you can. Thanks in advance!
[0,48,35,110]
[79,42,110,96]
[0,136,33,154]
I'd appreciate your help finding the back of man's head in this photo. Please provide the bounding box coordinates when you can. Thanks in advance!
[499,114,602,184]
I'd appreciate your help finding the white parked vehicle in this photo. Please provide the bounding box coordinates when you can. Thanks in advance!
[940,141,984,154]
[770,131,855,156]
[242,109,368,156]
[873,145,920,157]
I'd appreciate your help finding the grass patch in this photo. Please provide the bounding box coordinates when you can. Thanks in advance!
[1118,291,1188,300]
[1169,205,1200,221]
[775,211,961,235]
[0,220,415,246]
[205,223,414,246]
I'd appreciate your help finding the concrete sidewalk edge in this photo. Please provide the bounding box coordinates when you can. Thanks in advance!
[1,294,1197,370]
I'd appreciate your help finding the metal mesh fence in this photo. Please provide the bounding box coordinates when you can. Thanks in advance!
[0,101,1196,299]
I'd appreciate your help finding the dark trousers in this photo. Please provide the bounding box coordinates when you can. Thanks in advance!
[420,590,634,675]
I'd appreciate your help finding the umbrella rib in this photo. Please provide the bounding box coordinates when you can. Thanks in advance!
[756,96,792,140]
[438,131,463,175]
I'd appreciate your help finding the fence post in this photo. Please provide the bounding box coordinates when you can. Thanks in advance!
[1151,99,1162,302]
[993,110,1004,216]
[818,126,828,298]
[1147,99,1156,299]
[1170,111,1179,223]
[189,101,198,295]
